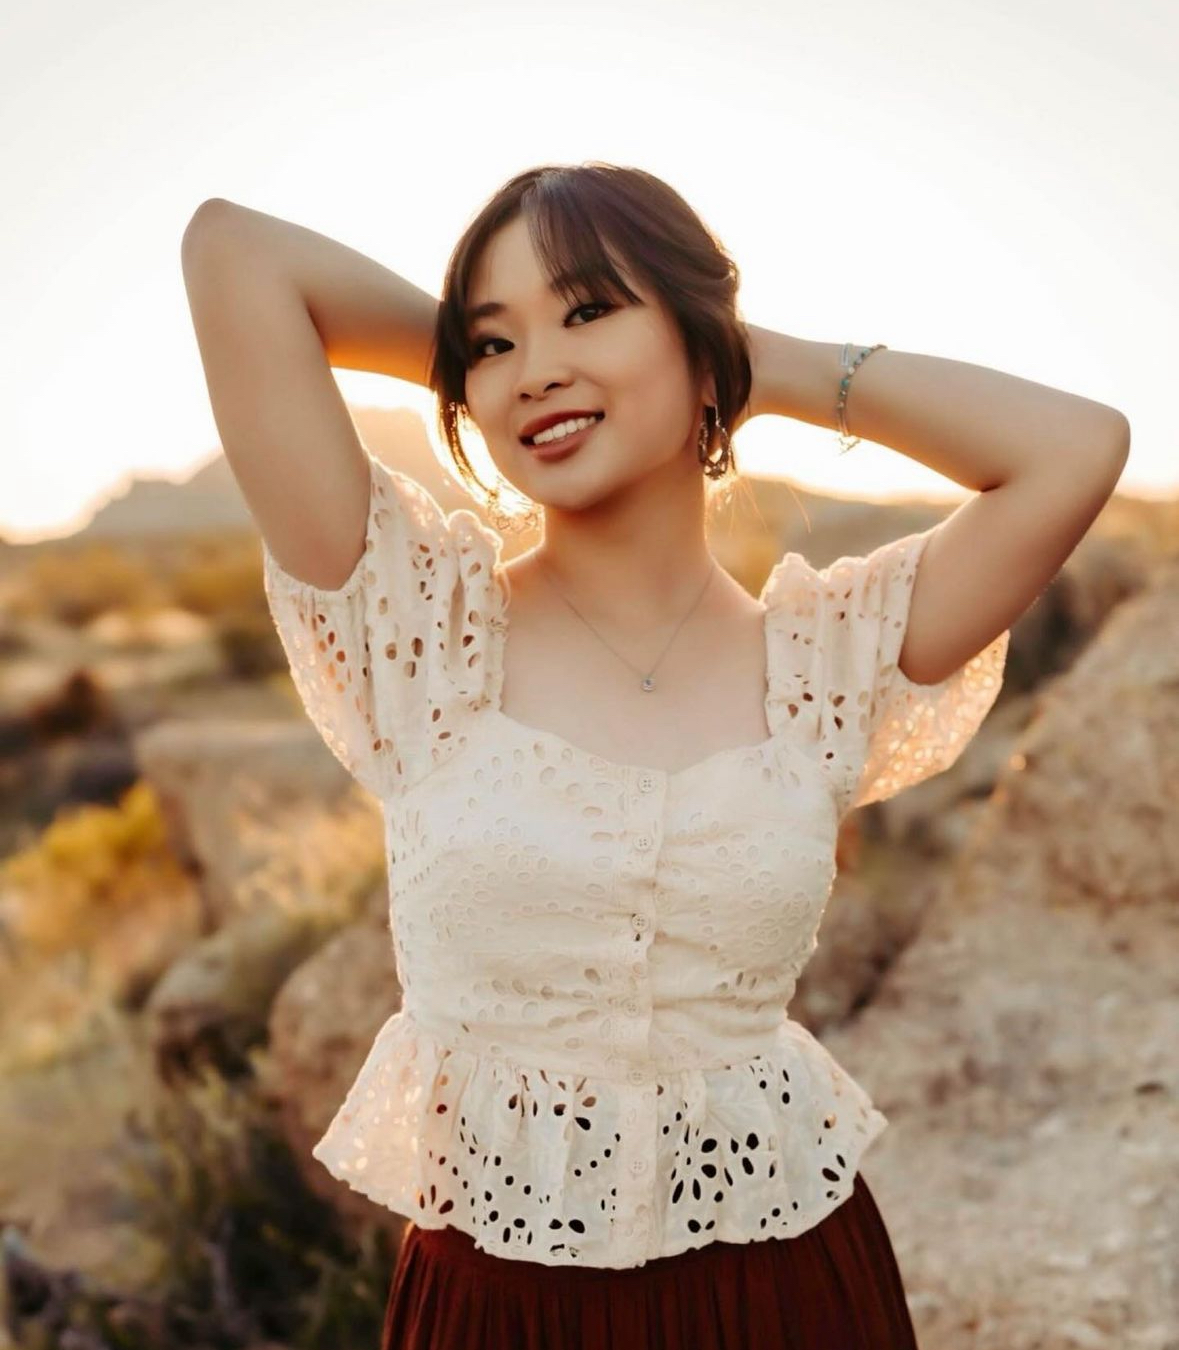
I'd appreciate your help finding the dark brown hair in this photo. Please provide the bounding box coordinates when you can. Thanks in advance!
[426,161,753,517]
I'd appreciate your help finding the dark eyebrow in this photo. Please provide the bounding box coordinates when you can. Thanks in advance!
[464,270,599,328]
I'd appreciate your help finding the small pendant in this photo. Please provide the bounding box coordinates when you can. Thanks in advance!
[641,675,655,692]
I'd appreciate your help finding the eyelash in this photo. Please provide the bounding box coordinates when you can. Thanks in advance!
[468,301,614,362]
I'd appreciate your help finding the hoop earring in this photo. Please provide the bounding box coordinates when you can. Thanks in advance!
[697,406,734,479]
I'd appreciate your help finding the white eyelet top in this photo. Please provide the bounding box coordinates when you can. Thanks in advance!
[261,450,1009,1269]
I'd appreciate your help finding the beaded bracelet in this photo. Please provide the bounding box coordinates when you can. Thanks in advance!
[837,342,887,454]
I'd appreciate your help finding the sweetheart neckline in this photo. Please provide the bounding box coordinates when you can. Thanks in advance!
[486,705,781,782]
[487,581,779,780]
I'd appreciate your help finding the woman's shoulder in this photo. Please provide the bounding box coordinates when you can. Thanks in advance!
[261,453,509,796]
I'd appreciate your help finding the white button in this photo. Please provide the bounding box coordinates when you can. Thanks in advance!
[638,774,656,792]
[635,834,652,850]
[624,1000,639,1016]
[627,1069,645,1084]
[630,1159,647,1173]
[631,914,649,931]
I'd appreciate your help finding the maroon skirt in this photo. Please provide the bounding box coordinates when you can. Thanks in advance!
[380,1171,919,1349]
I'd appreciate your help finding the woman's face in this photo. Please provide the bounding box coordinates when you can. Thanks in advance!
[462,214,714,512]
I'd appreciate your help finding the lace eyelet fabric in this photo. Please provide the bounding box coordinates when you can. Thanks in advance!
[261,450,1009,1269]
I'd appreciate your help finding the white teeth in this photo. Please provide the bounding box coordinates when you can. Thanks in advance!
[529,414,600,445]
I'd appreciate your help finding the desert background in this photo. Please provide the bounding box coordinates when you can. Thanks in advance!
[2,0,1176,1345]
[1,411,1176,1348]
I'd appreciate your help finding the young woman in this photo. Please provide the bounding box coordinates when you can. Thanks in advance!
[181,162,1129,1349]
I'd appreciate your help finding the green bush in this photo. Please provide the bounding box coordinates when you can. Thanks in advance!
[9,1051,397,1350]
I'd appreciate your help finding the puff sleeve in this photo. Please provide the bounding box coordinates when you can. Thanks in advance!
[763,524,1009,818]
[260,450,506,798]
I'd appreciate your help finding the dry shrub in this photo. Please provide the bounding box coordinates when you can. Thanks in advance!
[9,546,167,626]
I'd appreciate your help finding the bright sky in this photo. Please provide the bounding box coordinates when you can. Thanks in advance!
[2,0,1173,545]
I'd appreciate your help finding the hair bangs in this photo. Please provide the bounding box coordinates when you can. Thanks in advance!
[522,187,645,314]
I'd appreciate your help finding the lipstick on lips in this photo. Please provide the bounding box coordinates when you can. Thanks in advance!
[521,412,604,462]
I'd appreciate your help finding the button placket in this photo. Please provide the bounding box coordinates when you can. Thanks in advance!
[630,766,663,857]
[616,1080,657,1258]
[618,765,662,1104]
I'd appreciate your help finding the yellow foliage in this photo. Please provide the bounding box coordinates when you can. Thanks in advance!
[170,538,267,617]
[10,545,167,625]
[1,780,187,958]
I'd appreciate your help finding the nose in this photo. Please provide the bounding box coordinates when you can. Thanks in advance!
[518,381,570,412]
[513,349,575,404]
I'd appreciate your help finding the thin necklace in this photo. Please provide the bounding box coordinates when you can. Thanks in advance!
[535,555,718,693]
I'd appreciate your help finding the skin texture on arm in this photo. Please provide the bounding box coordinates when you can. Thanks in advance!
[181,201,402,589]
[743,323,1130,685]
[184,198,439,385]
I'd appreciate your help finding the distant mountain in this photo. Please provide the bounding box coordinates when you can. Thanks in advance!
[76,455,253,540]
[52,409,449,544]
[3,403,1165,574]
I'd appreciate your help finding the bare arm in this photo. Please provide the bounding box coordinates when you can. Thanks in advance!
[745,324,1129,686]
[180,199,439,589]
[188,199,439,383]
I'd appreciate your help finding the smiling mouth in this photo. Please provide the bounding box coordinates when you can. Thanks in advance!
[522,414,603,462]
[521,412,605,447]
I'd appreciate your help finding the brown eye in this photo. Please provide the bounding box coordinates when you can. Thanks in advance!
[468,300,613,363]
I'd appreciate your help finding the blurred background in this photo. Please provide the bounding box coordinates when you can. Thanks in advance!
[0,1,1175,1347]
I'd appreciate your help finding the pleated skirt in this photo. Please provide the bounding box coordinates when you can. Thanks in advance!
[380,1171,919,1349]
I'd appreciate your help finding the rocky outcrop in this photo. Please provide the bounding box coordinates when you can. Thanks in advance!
[822,555,1179,1350]
[132,719,380,928]
[143,902,333,1085]
[263,920,405,1243]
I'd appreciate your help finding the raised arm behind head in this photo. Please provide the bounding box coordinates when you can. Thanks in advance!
[180,198,437,590]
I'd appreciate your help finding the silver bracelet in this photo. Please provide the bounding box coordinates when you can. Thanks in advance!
[837,343,887,454]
